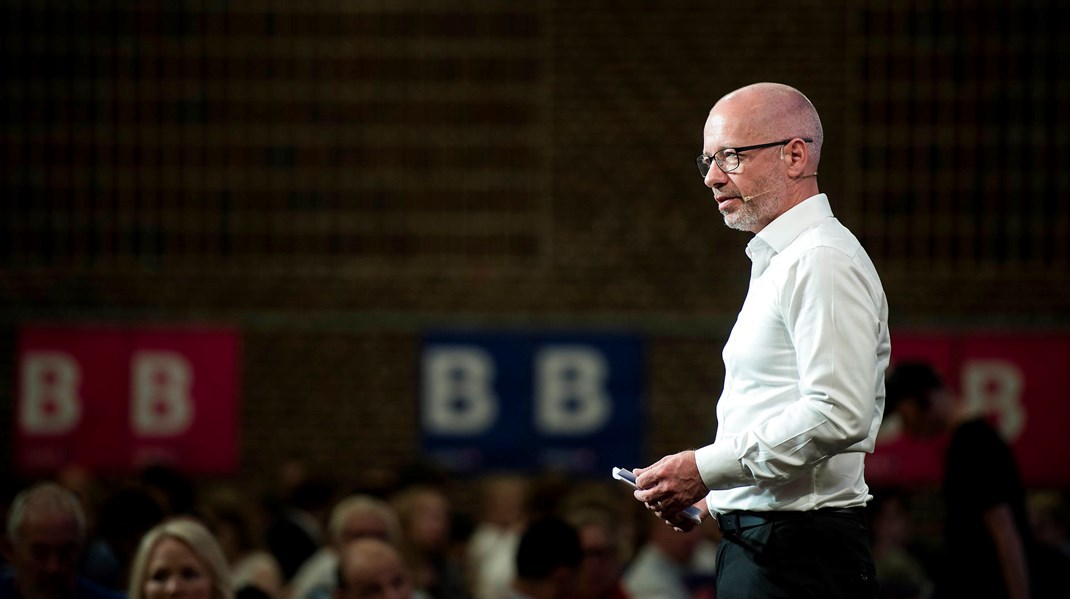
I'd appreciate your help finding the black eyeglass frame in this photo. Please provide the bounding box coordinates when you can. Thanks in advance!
[696,137,813,177]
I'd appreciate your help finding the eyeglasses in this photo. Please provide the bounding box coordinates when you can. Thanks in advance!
[696,138,813,177]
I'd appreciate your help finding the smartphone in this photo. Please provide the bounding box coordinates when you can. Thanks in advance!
[612,467,639,487]
[611,467,703,524]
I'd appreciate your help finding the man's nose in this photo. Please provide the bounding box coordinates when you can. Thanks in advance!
[704,164,727,188]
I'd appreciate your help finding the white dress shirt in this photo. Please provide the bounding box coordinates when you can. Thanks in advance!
[695,194,890,513]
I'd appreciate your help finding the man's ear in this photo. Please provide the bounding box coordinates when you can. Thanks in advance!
[783,137,809,178]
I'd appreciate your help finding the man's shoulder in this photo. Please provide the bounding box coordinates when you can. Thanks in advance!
[789,217,861,254]
[783,216,887,276]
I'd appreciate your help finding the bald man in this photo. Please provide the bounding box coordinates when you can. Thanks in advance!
[333,538,420,599]
[1,483,123,599]
[630,83,888,598]
[291,495,400,599]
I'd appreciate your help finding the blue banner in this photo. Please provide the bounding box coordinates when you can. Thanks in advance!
[420,331,644,476]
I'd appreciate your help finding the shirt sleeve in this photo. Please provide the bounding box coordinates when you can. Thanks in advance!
[696,246,884,490]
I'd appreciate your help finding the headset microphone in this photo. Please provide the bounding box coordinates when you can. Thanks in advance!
[740,172,818,203]
[742,185,784,203]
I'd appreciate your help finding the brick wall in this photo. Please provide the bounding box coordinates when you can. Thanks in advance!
[1,0,1067,491]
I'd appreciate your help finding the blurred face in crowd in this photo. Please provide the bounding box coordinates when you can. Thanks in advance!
[576,523,620,598]
[896,388,954,439]
[6,509,82,599]
[337,510,393,549]
[336,539,412,599]
[405,491,450,552]
[142,537,213,599]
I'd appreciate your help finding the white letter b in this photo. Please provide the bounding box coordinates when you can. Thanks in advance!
[422,347,498,435]
[536,346,611,435]
[132,351,194,437]
[19,352,82,435]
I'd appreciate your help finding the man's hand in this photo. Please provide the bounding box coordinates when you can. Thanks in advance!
[660,499,709,532]
[633,450,709,523]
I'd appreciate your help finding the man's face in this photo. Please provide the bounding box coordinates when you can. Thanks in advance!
[702,107,786,233]
[404,492,449,552]
[8,511,82,599]
[336,542,412,599]
[897,390,949,439]
[576,524,619,597]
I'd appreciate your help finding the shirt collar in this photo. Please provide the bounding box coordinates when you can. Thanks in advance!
[753,193,834,254]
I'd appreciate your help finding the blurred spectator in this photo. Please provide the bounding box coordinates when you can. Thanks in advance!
[266,479,334,583]
[621,510,709,599]
[445,511,474,595]
[507,517,581,599]
[127,517,231,599]
[81,485,167,590]
[1025,490,1070,598]
[276,458,311,506]
[1028,490,1070,560]
[391,486,468,599]
[684,518,719,599]
[562,502,629,599]
[334,538,422,599]
[885,361,1048,599]
[522,474,573,523]
[867,488,932,599]
[0,482,122,599]
[200,486,284,599]
[467,476,530,599]
[53,467,103,537]
[290,495,400,599]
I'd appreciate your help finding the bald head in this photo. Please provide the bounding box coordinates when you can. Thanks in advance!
[5,483,87,599]
[702,83,824,232]
[335,538,412,599]
[7,483,86,544]
[328,495,400,549]
[713,83,823,167]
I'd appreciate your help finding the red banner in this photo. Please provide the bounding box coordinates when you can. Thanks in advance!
[16,325,241,475]
[867,331,1070,488]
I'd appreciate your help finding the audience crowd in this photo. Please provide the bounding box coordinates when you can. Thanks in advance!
[1,459,1067,599]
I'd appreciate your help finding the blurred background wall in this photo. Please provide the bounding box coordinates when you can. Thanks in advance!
[1,0,1067,491]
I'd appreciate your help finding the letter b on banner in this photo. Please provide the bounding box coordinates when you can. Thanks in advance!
[131,352,195,436]
[421,332,643,474]
[536,346,611,434]
[423,347,499,435]
[17,326,240,475]
[20,352,83,435]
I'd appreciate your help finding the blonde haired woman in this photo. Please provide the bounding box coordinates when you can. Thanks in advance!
[128,517,234,599]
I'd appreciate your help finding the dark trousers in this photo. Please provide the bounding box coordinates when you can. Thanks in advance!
[714,507,878,599]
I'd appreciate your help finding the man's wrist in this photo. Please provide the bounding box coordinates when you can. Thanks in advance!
[694,442,748,490]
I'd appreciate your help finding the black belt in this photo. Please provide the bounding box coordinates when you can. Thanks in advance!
[715,506,865,535]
